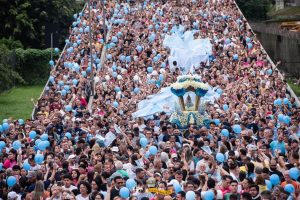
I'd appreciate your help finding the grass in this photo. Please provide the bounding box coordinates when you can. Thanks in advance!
[0,85,44,121]
[287,79,300,97]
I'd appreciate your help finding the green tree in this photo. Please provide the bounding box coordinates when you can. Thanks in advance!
[0,0,83,49]
[0,42,25,91]
[236,0,273,20]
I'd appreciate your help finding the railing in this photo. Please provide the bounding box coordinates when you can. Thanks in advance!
[234,1,300,107]
[31,3,88,120]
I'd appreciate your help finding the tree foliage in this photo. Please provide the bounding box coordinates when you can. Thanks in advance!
[236,0,273,20]
[0,41,25,92]
[0,0,83,48]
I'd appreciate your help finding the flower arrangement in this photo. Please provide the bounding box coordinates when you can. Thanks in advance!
[177,75,201,83]
[170,75,209,97]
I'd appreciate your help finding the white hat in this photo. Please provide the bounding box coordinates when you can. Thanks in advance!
[68,154,76,160]
[8,191,18,199]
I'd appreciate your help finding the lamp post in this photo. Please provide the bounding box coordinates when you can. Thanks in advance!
[87,0,94,97]
[102,0,106,41]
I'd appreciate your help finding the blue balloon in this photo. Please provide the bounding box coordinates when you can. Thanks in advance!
[2,122,9,131]
[126,56,131,63]
[159,74,164,81]
[120,55,125,62]
[65,105,72,112]
[44,141,50,147]
[119,187,130,198]
[64,85,70,91]
[216,153,225,162]
[161,63,166,68]
[107,54,112,60]
[49,60,54,66]
[125,179,137,190]
[186,191,196,200]
[283,98,289,105]
[267,69,272,75]
[81,71,87,77]
[283,115,290,125]
[18,119,24,125]
[147,67,153,73]
[58,80,64,86]
[134,88,140,94]
[149,146,158,155]
[223,104,229,111]
[140,138,148,148]
[61,90,67,96]
[12,140,21,150]
[29,131,37,139]
[7,176,17,187]
[38,141,47,151]
[213,119,220,126]
[35,139,41,146]
[173,182,182,194]
[278,114,284,122]
[72,79,78,85]
[204,191,214,200]
[284,184,295,194]
[115,87,121,92]
[221,129,229,137]
[65,132,72,139]
[113,101,119,108]
[270,174,280,186]
[23,162,31,171]
[40,134,48,141]
[34,154,44,164]
[136,45,142,52]
[54,48,59,53]
[247,43,253,49]
[112,72,118,78]
[112,36,118,43]
[233,54,238,60]
[233,124,242,134]
[216,88,223,95]
[265,180,272,190]
[289,167,300,180]
[0,141,5,149]
[246,37,251,43]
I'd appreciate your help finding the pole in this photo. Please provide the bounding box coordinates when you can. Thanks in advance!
[102,0,106,41]
[88,0,94,97]
[51,33,53,61]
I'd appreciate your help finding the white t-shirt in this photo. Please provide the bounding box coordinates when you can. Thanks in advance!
[62,185,78,192]
[76,194,89,200]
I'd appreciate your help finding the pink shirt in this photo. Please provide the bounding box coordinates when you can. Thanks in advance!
[3,159,17,169]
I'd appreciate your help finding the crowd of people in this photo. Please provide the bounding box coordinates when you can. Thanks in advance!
[0,0,300,200]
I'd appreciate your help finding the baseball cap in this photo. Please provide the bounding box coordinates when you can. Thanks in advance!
[8,191,18,199]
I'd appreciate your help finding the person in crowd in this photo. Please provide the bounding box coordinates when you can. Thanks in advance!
[1,0,300,200]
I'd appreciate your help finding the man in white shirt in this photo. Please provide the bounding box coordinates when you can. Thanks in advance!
[62,174,78,192]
